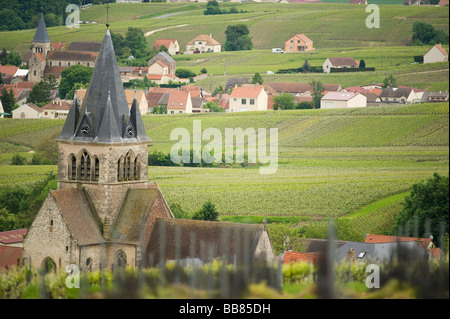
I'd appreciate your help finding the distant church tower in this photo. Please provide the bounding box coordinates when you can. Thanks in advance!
[28,14,50,82]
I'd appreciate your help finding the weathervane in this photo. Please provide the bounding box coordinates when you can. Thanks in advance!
[106,1,110,29]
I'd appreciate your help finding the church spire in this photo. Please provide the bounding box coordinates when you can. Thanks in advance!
[57,93,80,140]
[57,28,150,144]
[33,13,50,43]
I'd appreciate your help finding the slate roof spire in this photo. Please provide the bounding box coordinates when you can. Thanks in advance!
[56,28,151,144]
[33,13,50,43]
[57,93,80,140]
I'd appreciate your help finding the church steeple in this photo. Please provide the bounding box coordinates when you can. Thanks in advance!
[56,28,151,144]
[33,14,50,44]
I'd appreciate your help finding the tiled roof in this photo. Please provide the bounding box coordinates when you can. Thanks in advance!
[322,91,360,101]
[26,103,44,113]
[427,44,448,56]
[266,82,340,94]
[154,39,177,50]
[0,246,22,269]
[145,218,267,266]
[0,229,28,244]
[188,34,221,45]
[0,65,19,77]
[380,87,414,98]
[167,90,190,109]
[124,89,145,107]
[289,34,313,43]
[230,86,264,99]
[51,189,105,246]
[41,100,71,110]
[327,57,358,67]
[51,42,67,51]
[46,50,98,62]
[364,234,434,249]
[282,250,319,264]
[33,14,50,43]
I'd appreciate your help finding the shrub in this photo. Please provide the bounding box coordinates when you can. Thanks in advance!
[11,153,26,165]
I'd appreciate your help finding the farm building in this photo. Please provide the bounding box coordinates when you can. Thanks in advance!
[147,51,176,76]
[323,57,359,73]
[12,103,43,119]
[154,39,180,55]
[320,92,367,109]
[228,85,268,112]
[186,34,221,53]
[379,88,420,104]
[41,99,72,119]
[423,44,448,64]
[284,34,314,53]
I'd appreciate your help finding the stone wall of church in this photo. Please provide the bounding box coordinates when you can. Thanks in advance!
[23,195,79,270]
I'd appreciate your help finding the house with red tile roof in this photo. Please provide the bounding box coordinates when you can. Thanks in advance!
[423,44,448,64]
[162,90,193,114]
[186,34,221,53]
[438,0,449,5]
[281,250,320,265]
[229,85,268,112]
[41,99,72,119]
[0,229,28,247]
[154,39,179,55]
[284,34,314,53]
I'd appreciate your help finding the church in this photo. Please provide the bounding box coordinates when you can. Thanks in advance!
[22,28,275,271]
[27,14,98,84]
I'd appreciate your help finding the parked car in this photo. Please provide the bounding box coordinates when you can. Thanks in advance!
[272,48,284,54]
[266,71,274,74]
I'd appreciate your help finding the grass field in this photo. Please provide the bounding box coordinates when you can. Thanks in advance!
[0,103,448,225]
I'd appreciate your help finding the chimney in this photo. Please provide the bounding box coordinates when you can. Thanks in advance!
[347,248,355,263]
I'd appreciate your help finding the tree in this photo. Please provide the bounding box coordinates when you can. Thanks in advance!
[393,173,449,248]
[382,74,397,89]
[59,65,93,99]
[273,93,296,110]
[200,67,207,74]
[169,203,190,219]
[251,72,264,85]
[125,27,149,58]
[191,200,219,221]
[0,87,16,114]
[309,80,325,109]
[411,21,449,46]
[175,68,197,79]
[0,9,25,31]
[225,24,253,51]
[203,101,225,112]
[296,101,315,109]
[301,59,312,73]
[359,59,366,68]
[27,79,52,104]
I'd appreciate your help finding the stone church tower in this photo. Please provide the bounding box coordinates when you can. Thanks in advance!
[28,14,50,83]
[23,29,276,272]
[23,29,174,271]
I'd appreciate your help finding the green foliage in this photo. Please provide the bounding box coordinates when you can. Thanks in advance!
[273,93,296,110]
[11,153,26,165]
[148,150,178,167]
[251,72,263,85]
[200,67,207,74]
[382,74,397,89]
[27,77,57,105]
[301,59,312,73]
[225,24,253,51]
[203,101,225,112]
[296,101,315,109]
[411,21,449,46]
[0,171,56,231]
[393,173,449,247]
[59,65,93,100]
[175,68,197,79]
[0,87,16,115]
[191,200,219,221]
[309,80,325,109]
[170,203,191,219]
[0,48,22,66]
[359,59,366,68]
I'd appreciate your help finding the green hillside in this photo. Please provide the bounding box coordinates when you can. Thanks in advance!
[0,103,448,221]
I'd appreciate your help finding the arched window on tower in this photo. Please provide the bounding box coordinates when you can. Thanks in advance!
[68,154,76,180]
[93,157,100,182]
[117,156,125,182]
[134,155,141,181]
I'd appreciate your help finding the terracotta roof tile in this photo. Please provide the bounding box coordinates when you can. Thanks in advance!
[0,229,28,244]
[167,90,190,109]
[282,250,319,264]
[364,234,433,249]
[230,86,264,99]
[188,34,220,46]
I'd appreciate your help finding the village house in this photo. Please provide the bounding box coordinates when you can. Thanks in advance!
[124,89,149,115]
[228,85,268,112]
[12,103,43,119]
[379,87,420,104]
[265,82,342,96]
[145,87,178,113]
[421,91,449,103]
[161,90,193,114]
[154,39,180,56]
[323,57,359,73]
[423,44,448,64]
[284,34,314,53]
[320,91,367,109]
[41,99,72,119]
[186,34,221,53]
[147,51,176,76]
